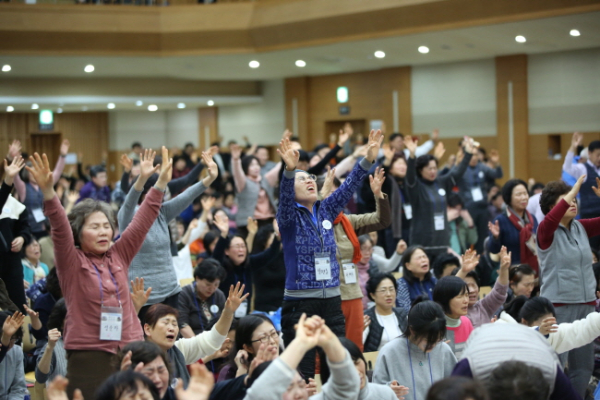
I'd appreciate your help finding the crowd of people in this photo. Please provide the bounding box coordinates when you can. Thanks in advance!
[1,126,600,400]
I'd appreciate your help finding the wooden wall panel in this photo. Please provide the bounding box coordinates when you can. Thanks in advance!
[199,107,219,151]
[284,77,310,146]
[0,111,110,181]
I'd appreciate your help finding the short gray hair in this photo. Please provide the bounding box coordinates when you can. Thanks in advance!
[68,199,116,247]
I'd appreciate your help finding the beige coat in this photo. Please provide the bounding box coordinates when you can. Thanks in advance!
[334,194,392,300]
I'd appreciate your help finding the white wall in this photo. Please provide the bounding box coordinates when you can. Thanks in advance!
[218,80,285,145]
[109,109,199,150]
[412,59,497,137]
[529,48,600,134]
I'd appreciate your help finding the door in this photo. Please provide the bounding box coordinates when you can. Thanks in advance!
[324,119,367,145]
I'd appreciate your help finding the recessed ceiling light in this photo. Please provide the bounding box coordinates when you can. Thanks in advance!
[2,65,10,72]
[136,100,143,106]
[295,60,307,67]
[374,51,386,59]
[57,108,63,113]
[515,35,526,43]
[207,100,214,106]
[418,46,430,54]
[107,103,115,109]
[148,105,158,112]
[31,103,39,110]
[249,60,260,69]
[6,106,14,112]
[84,64,95,73]
[570,29,581,37]
[177,103,186,109]
[82,106,88,111]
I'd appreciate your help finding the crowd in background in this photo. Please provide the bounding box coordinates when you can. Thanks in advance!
[1,125,600,400]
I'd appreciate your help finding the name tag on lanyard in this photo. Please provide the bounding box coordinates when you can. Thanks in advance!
[100,306,123,341]
[342,262,357,284]
[315,252,332,281]
[427,184,446,231]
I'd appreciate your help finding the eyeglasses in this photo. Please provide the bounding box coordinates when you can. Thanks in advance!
[375,287,396,294]
[251,330,279,344]
[230,243,246,250]
[296,174,317,183]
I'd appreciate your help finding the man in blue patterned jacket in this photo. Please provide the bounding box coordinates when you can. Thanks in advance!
[276,129,382,379]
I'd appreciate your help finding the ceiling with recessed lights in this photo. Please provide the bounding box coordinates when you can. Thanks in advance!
[1,10,599,112]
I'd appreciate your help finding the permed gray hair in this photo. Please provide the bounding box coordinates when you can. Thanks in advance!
[68,199,116,247]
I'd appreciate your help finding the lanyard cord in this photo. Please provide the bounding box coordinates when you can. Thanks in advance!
[192,282,216,373]
[92,264,121,307]
[406,337,433,400]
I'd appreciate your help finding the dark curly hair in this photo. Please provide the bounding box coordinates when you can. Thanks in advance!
[539,180,571,215]
[416,154,438,178]
[501,179,528,207]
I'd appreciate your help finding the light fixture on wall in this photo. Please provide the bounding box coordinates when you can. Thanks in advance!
[207,100,215,106]
[84,64,95,73]
[2,65,10,72]
[136,100,143,106]
[57,108,63,113]
[249,60,260,69]
[148,105,158,112]
[107,103,116,109]
[418,46,430,54]
[295,60,306,67]
[570,29,581,37]
[6,106,14,112]
[515,35,526,43]
[177,103,186,109]
[31,103,39,110]
[374,51,386,59]
[337,87,349,103]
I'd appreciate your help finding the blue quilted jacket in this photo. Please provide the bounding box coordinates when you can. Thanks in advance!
[277,158,372,293]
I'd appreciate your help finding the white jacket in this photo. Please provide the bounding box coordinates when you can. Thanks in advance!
[497,310,600,354]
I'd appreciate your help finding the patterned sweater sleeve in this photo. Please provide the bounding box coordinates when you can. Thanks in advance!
[276,169,296,229]
[321,158,372,218]
[395,278,411,313]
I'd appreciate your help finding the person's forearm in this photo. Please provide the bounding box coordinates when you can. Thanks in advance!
[232,158,246,193]
[334,154,358,178]
[37,344,54,374]
[246,232,256,253]
[180,325,195,338]
[52,155,66,185]
[563,150,584,178]
[214,308,234,336]
[1,332,10,347]
[279,339,312,370]
[121,171,132,194]
[308,145,341,175]
[30,315,42,330]
[169,161,205,193]
[13,174,26,202]
[320,336,346,363]
[537,199,569,250]
[415,140,434,157]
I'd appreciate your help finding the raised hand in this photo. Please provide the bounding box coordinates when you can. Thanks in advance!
[224,282,250,315]
[404,136,418,158]
[488,220,500,240]
[25,153,55,200]
[338,129,350,147]
[156,146,173,190]
[201,151,218,185]
[463,136,476,154]
[433,141,445,161]
[306,378,318,396]
[234,349,249,373]
[120,154,133,173]
[230,144,242,161]
[2,311,25,341]
[396,239,407,255]
[382,144,394,163]
[175,364,215,400]
[11,236,24,253]
[3,155,25,185]
[47,328,62,347]
[130,277,152,314]
[570,174,587,198]
[23,303,40,320]
[431,128,439,142]
[204,338,231,363]
[365,129,384,163]
[538,317,558,336]
[66,191,80,205]
[201,196,215,213]
[590,177,600,198]
[60,140,70,156]
[499,246,511,271]
[245,343,278,385]
[213,212,229,237]
[139,149,158,180]
[353,144,369,159]
[369,167,386,199]
[277,137,300,171]
[246,217,258,236]
[7,140,21,161]
[47,376,84,400]
[489,149,500,166]
[460,249,480,273]
[570,132,583,151]
[319,167,336,199]
[390,380,409,400]
[294,313,321,350]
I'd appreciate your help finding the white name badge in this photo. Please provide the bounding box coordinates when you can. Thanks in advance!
[438,188,446,197]
[478,171,484,179]
[342,263,357,284]
[322,220,332,230]
[314,252,332,281]
[235,300,248,318]
[403,204,413,220]
[100,306,123,341]
[471,187,484,202]
[32,208,46,223]
[434,213,445,231]
[210,304,219,314]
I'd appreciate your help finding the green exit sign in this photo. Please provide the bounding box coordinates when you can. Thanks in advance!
[39,110,54,131]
